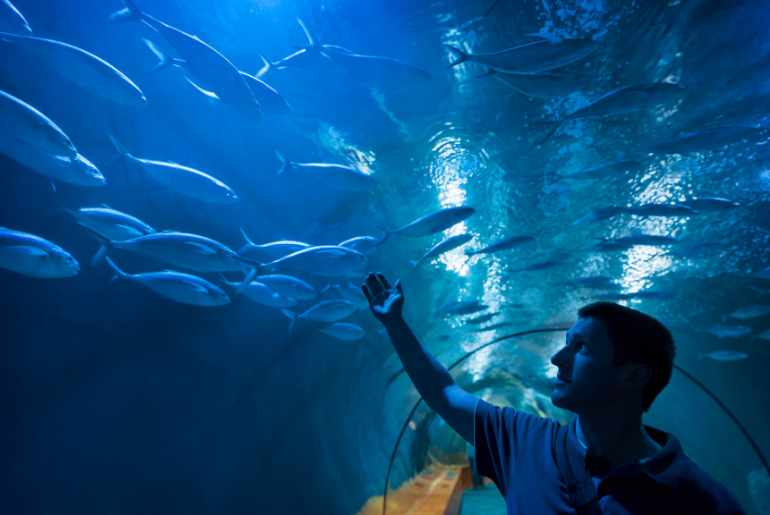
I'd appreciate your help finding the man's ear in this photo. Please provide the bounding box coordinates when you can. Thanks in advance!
[620,362,652,389]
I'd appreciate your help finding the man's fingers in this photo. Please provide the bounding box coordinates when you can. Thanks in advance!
[361,284,373,304]
[365,273,382,296]
[377,273,391,289]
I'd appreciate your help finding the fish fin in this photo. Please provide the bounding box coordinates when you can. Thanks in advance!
[103,255,129,282]
[236,268,257,294]
[409,259,419,268]
[109,0,144,22]
[444,44,468,67]
[256,55,271,78]
[185,241,217,255]
[107,133,133,162]
[184,76,220,100]
[142,38,174,73]
[274,149,290,175]
[281,309,297,339]
[191,282,210,294]
[296,17,316,47]
[240,227,256,246]
[50,181,57,193]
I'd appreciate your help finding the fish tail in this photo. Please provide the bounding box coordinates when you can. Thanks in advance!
[107,132,133,161]
[256,55,272,78]
[236,268,257,294]
[281,309,298,339]
[103,256,129,283]
[296,18,316,48]
[141,38,172,73]
[444,44,469,67]
[109,0,144,22]
[274,150,290,175]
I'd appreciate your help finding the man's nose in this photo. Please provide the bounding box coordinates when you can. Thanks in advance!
[551,346,568,367]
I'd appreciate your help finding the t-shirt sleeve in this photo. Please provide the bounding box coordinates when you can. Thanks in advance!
[473,398,552,495]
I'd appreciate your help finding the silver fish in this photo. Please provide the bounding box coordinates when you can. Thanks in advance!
[700,351,749,362]
[560,83,684,122]
[469,321,513,333]
[465,234,534,256]
[262,245,367,279]
[411,233,473,268]
[0,0,31,33]
[677,197,741,211]
[323,46,432,84]
[486,68,586,99]
[108,231,245,273]
[390,206,476,237]
[594,233,678,251]
[111,1,259,118]
[435,299,488,316]
[68,206,154,241]
[238,229,311,263]
[104,256,229,307]
[319,322,365,341]
[275,150,375,191]
[706,324,753,339]
[296,299,358,323]
[446,37,598,74]
[256,274,316,301]
[0,32,145,106]
[239,68,290,114]
[338,233,388,255]
[111,136,237,204]
[0,226,79,278]
[464,312,498,325]
[728,305,770,320]
[649,126,767,155]
[8,141,105,187]
[228,279,297,308]
[0,89,76,157]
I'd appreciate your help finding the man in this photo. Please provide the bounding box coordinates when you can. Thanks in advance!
[361,272,745,514]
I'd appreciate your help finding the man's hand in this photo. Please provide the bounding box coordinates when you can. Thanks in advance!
[361,272,404,324]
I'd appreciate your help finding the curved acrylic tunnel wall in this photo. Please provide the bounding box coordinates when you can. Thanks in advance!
[2,0,770,514]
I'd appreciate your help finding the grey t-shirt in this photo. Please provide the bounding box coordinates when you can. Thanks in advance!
[473,399,745,514]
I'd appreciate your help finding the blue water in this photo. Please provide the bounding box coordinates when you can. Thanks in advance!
[2,1,770,514]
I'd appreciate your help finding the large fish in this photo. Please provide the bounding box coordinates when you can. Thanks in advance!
[110,136,237,204]
[275,150,375,191]
[322,45,432,84]
[319,322,365,341]
[239,69,291,114]
[594,233,678,252]
[238,229,311,263]
[104,231,247,273]
[0,90,105,187]
[0,89,76,157]
[111,1,260,119]
[559,83,684,123]
[260,245,367,279]
[465,234,534,256]
[648,125,767,155]
[0,0,31,33]
[67,206,155,241]
[9,140,105,187]
[446,37,598,74]
[0,226,79,278]
[0,32,145,106]
[223,278,297,308]
[294,299,358,323]
[410,233,473,268]
[388,206,476,237]
[255,274,316,301]
[483,68,586,99]
[104,256,229,307]
[338,233,388,255]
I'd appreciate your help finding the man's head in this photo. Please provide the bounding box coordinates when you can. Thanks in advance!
[549,302,675,415]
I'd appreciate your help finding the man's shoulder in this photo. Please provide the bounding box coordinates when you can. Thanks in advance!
[669,454,744,513]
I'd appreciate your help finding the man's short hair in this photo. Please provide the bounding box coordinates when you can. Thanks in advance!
[577,302,676,412]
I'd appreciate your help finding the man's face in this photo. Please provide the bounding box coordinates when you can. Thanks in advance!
[549,317,629,414]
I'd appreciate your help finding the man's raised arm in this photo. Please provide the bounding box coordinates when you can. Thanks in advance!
[362,272,478,444]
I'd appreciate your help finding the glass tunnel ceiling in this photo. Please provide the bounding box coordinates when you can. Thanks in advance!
[1,0,769,514]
